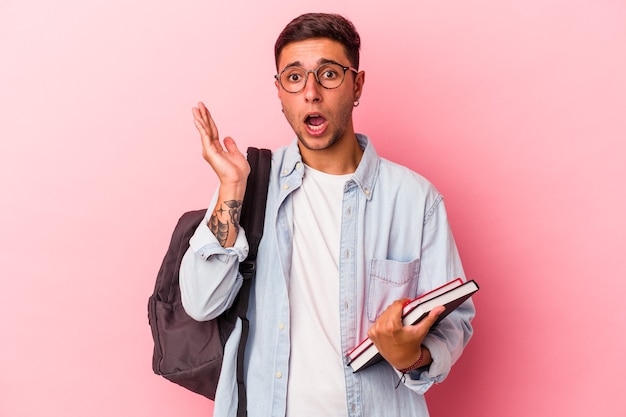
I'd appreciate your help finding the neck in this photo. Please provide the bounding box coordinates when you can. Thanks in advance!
[299,132,363,174]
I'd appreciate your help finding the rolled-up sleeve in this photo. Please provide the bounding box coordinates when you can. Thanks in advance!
[400,299,475,394]
[180,207,250,322]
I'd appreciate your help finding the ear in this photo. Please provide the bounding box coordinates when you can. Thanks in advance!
[275,79,282,98]
[354,70,365,100]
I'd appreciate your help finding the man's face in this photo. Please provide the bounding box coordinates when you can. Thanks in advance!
[275,38,364,152]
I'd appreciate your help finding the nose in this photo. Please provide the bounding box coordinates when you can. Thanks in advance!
[302,71,322,102]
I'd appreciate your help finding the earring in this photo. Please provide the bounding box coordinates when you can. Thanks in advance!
[353,98,360,107]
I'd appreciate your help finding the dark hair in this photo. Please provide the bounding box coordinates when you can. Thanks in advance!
[274,13,361,70]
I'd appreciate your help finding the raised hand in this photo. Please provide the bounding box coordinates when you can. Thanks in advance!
[192,101,250,188]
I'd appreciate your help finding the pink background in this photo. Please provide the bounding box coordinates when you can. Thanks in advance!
[1,1,625,416]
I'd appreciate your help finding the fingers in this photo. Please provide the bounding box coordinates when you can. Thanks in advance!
[195,101,210,126]
[368,299,408,339]
[223,136,242,155]
[424,305,446,326]
[369,301,445,340]
[193,102,219,139]
[406,305,445,337]
[193,102,226,160]
[386,298,410,327]
[206,108,219,140]
[192,117,208,138]
[385,298,410,312]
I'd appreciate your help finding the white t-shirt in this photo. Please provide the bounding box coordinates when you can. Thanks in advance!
[286,165,352,417]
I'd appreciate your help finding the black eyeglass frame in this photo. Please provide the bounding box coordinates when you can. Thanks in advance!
[274,61,359,94]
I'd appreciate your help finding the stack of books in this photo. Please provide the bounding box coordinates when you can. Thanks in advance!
[347,278,479,372]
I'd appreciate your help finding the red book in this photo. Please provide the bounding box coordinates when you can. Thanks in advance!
[346,278,478,372]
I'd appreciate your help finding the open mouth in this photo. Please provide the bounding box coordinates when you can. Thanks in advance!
[305,114,327,134]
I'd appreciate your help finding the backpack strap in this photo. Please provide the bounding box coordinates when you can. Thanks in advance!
[240,147,272,260]
[234,147,271,417]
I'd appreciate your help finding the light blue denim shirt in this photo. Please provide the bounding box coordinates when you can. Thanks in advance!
[180,135,475,417]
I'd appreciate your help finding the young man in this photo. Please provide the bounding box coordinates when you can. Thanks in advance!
[180,13,475,417]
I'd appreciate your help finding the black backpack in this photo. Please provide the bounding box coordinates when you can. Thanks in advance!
[148,147,271,414]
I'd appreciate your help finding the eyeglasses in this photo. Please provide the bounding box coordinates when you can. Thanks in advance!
[275,61,358,94]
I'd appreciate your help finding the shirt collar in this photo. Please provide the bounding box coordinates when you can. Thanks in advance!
[352,134,379,201]
[280,134,379,201]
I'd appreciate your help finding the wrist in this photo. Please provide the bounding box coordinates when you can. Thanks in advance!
[397,350,424,373]
[218,182,247,202]
[396,345,431,374]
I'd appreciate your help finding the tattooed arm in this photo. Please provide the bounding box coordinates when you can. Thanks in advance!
[209,199,243,248]
[192,101,250,247]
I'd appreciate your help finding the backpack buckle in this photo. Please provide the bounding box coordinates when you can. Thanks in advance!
[239,259,256,280]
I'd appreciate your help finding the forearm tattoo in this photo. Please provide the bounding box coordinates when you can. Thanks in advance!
[209,200,243,246]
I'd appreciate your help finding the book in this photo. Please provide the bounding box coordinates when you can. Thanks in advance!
[346,278,479,372]
[346,278,463,361]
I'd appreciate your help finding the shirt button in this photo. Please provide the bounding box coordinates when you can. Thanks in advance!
[296,162,302,170]
[283,183,289,190]
[275,371,282,379]
[364,189,371,196]
[279,323,285,330]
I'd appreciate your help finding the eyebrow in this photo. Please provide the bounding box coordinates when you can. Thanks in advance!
[281,58,341,71]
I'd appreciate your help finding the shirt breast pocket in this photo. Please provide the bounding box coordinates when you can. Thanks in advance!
[367,258,420,322]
